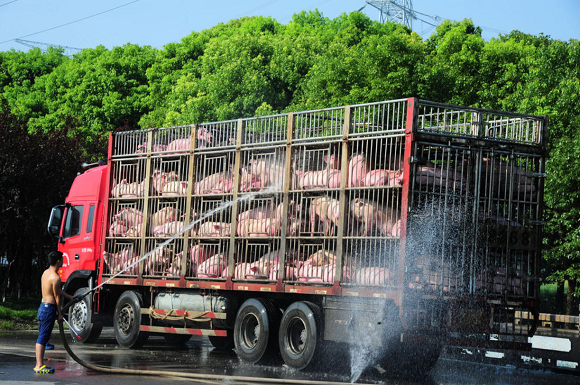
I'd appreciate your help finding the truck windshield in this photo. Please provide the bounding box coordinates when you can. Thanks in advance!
[63,205,84,239]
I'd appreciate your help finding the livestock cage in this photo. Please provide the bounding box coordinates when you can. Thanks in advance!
[101,97,547,341]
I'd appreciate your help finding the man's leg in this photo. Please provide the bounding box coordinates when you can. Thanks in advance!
[35,343,45,369]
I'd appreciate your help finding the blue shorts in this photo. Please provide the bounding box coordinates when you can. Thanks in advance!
[37,302,57,345]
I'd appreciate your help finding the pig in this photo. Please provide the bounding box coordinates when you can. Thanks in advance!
[167,138,191,153]
[353,267,390,286]
[197,221,231,238]
[152,221,196,238]
[152,170,180,195]
[308,196,341,236]
[125,223,144,238]
[109,221,129,237]
[167,252,189,277]
[111,180,128,198]
[146,246,174,276]
[248,158,285,190]
[196,127,214,148]
[348,154,368,188]
[197,254,228,278]
[234,262,268,280]
[237,202,275,222]
[136,141,167,154]
[295,170,328,190]
[162,181,188,196]
[322,264,352,282]
[112,180,146,198]
[275,200,300,221]
[364,169,403,187]
[254,249,282,271]
[189,244,214,266]
[113,207,143,228]
[239,167,263,192]
[151,207,180,228]
[349,198,399,236]
[307,250,338,266]
[323,154,341,170]
[415,163,465,190]
[237,218,280,237]
[294,169,342,190]
[268,262,297,281]
[109,248,140,275]
[194,171,234,195]
[391,219,402,237]
[297,262,325,282]
[326,170,341,189]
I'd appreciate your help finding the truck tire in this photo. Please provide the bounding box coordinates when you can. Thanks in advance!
[209,334,234,350]
[68,287,102,343]
[234,298,280,364]
[278,301,323,370]
[114,291,149,348]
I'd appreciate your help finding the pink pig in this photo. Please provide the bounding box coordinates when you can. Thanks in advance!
[349,198,399,236]
[162,181,188,196]
[234,262,267,280]
[167,138,191,153]
[238,202,275,222]
[195,172,234,195]
[237,218,280,237]
[109,221,129,237]
[197,221,231,237]
[151,207,180,228]
[113,207,143,228]
[197,254,228,278]
[353,267,390,285]
[348,154,368,188]
[309,196,341,236]
[189,244,214,266]
[323,154,341,170]
[364,169,403,187]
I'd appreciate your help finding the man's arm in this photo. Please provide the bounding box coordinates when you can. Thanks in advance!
[52,277,64,322]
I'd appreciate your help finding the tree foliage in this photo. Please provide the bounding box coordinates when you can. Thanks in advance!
[0,11,579,302]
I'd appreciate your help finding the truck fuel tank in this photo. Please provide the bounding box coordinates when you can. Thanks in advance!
[153,290,238,329]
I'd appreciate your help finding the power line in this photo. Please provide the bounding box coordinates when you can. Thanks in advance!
[0,0,140,45]
[0,0,17,8]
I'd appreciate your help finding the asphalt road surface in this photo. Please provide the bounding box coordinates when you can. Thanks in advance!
[2,328,580,385]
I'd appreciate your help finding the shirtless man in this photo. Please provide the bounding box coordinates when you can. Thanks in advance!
[34,251,77,374]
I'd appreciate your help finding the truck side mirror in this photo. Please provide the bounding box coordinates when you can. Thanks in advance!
[47,205,66,238]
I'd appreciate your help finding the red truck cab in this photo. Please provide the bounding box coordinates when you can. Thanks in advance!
[47,165,108,284]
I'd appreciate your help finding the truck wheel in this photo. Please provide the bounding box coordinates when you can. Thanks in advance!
[209,333,234,350]
[68,288,102,343]
[114,291,149,348]
[378,343,441,375]
[278,301,323,370]
[163,334,192,346]
[234,298,280,364]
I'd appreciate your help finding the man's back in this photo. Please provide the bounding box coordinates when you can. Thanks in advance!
[41,269,60,305]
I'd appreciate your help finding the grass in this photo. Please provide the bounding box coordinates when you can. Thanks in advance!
[0,296,39,330]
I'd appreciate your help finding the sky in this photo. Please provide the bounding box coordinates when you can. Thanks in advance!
[0,0,578,53]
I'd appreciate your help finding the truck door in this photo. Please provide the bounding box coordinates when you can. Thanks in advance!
[59,203,96,281]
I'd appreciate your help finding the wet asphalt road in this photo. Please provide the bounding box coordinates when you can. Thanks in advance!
[2,328,580,385]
